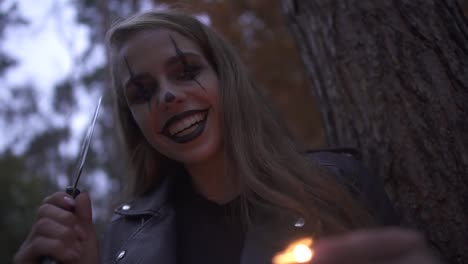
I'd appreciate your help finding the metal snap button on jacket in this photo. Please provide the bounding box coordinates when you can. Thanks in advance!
[294,217,305,228]
[116,250,126,261]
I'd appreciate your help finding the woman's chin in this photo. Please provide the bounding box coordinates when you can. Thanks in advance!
[172,137,223,166]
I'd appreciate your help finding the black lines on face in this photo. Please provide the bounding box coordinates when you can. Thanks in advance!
[124,56,135,78]
[192,77,206,91]
[123,56,157,111]
[168,34,207,92]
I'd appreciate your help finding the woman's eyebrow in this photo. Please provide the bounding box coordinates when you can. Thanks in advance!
[124,72,156,88]
[123,56,157,88]
[164,52,202,67]
[123,53,201,87]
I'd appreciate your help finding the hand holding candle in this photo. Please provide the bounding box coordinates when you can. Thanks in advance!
[306,228,441,264]
[272,228,441,264]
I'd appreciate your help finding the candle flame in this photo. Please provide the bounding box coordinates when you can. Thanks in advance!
[293,244,313,262]
[272,238,314,264]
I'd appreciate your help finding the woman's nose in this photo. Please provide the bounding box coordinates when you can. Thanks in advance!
[164,92,175,103]
[155,81,185,110]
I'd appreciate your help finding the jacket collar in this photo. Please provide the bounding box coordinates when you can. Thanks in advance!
[114,175,173,217]
[111,171,312,264]
[114,151,337,218]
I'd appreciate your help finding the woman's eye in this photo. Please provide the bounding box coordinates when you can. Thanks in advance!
[176,65,201,81]
[126,82,154,105]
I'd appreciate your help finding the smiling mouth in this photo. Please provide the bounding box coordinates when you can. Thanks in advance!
[161,108,209,144]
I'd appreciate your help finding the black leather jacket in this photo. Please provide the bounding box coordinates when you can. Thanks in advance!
[101,151,398,263]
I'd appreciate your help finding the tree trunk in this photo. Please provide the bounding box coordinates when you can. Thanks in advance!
[279,0,468,263]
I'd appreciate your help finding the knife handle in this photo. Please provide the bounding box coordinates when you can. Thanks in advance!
[65,186,81,198]
[40,187,81,264]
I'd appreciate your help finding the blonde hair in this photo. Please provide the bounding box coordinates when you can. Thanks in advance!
[106,10,373,236]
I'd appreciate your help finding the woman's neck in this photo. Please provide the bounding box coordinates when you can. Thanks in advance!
[184,153,240,204]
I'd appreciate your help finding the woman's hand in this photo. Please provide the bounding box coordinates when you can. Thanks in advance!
[13,192,99,264]
[311,228,441,264]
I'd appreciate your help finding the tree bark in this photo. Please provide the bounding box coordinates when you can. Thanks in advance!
[279,0,468,263]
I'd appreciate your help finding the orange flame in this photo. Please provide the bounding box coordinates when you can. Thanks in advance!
[272,238,314,264]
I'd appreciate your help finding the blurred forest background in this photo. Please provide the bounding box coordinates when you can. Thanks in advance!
[1,0,467,262]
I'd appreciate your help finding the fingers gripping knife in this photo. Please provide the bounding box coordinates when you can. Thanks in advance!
[41,96,102,264]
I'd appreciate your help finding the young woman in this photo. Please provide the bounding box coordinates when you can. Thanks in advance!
[14,10,440,264]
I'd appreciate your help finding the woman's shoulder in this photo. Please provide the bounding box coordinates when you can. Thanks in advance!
[305,148,400,226]
[100,176,177,262]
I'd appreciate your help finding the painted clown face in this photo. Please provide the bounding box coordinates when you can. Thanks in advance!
[119,29,223,165]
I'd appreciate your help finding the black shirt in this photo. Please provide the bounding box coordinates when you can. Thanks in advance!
[174,176,244,264]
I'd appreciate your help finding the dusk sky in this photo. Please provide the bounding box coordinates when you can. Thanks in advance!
[2,0,110,203]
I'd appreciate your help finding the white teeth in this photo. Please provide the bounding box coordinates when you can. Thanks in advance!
[189,116,196,125]
[168,112,205,136]
[177,123,198,137]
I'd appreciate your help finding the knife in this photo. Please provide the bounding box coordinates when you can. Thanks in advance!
[41,95,102,264]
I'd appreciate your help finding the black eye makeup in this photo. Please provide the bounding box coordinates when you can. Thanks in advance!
[169,34,207,91]
[172,59,203,82]
[124,57,157,108]
[122,35,209,109]
[126,77,158,105]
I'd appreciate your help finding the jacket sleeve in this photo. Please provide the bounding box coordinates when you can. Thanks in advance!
[307,150,400,226]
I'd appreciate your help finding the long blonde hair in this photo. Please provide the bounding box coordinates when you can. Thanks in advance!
[106,10,373,237]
